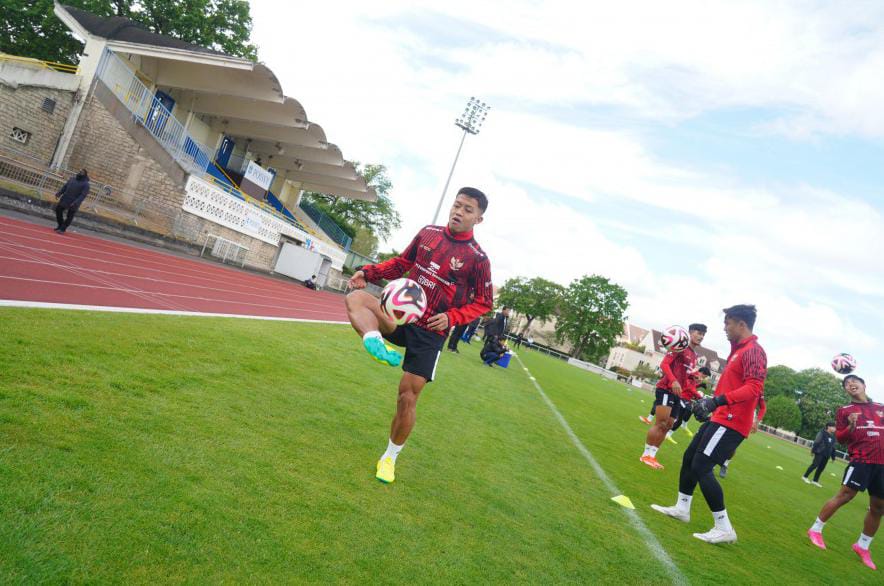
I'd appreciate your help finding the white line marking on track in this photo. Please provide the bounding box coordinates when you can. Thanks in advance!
[0,300,350,324]
[514,353,687,585]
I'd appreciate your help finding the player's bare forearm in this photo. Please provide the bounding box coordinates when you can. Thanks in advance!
[347,270,367,290]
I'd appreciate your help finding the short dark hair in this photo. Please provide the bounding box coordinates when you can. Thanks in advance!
[826,422,835,428]
[689,323,707,333]
[723,304,757,330]
[842,374,865,388]
[457,187,488,212]
[698,366,711,376]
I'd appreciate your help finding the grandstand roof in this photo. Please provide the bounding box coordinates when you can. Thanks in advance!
[61,5,232,58]
[54,3,377,202]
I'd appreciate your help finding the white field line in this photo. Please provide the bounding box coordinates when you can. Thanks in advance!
[513,352,687,585]
[0,300,349,325]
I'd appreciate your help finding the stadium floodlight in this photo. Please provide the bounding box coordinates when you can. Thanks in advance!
[432,97,490,225]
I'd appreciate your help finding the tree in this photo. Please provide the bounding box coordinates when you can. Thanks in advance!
[632,363,656,382]
[2,0,258,66]
[303,163,401,242]
[764,365,801,399]
[496,276,564,334]
[554,274,629,363]
[764,395,802,432]
[376,249,399,262]
[350,225,379,258]
[795,368,844,438]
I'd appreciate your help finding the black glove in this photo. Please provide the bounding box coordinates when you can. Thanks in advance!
[691,395,727,422]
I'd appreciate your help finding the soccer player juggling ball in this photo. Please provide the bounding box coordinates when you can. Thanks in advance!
[345,188,493,484]
[807,374,883,571]
[652,305,767,544]
[640,323,707,469]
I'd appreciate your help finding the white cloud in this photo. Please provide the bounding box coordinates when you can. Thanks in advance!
[251,0,884,400]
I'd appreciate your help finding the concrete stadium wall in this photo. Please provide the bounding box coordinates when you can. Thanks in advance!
[0,78,75,164]
[62,84,282,271]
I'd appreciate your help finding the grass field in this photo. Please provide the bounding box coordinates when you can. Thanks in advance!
[0,308,879,584]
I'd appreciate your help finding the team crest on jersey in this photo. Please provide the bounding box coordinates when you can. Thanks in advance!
[877,410,884,418]
[449,257,464,271]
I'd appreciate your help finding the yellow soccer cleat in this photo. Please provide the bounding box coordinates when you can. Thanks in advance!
[666,434,678,445]
[376,456,395,484]
[683,425,694,438]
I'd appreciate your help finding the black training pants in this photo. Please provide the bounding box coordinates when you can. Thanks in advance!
[804,453,829,482]
[55,205,77,230]
[678,423,727,512]
[447,324,468,351]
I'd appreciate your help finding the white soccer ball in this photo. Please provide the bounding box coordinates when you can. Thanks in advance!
[831,353,857,375]
[660,325,690,353]
[380,278,427,326]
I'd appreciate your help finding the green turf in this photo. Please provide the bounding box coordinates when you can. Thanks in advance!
[0,309,878,584]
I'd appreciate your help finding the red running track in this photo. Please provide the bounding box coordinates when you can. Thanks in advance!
[0,215,349,322]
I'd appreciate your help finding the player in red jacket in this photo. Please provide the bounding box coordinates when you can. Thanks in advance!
[651,304,767,544]
[807,374,883,570]
[640,323,706,469]
[345,188,493,484]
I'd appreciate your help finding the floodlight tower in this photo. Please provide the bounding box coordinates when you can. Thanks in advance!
[432,97,490,225]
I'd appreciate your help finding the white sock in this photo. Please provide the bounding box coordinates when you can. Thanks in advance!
[712,509,733,532]
[810,517,826,533]
[856,533,873,550]
[666,430,673,438]
[676,492,693,512]
[643,444,658,458]
[381,438,404,463]
[722,459,730,468]
[363,331,382,341]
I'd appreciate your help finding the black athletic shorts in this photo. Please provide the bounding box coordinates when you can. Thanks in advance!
[383,324,445,382]
[654,388,683,420]
[842,462,884,498]
[692,422,744,465]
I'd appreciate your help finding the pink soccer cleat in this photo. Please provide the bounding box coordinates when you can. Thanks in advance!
[852,544,877,570]
[807,529,826,550]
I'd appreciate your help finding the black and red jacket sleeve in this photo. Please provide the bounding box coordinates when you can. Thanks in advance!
[446,255,493,326]
[721,346,767,405]
[835,407,853,444]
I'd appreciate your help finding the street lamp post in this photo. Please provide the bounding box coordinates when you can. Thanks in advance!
[432,97,490,225]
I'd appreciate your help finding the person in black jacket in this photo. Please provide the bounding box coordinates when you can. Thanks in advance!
[803,422,837,486]
[54,170,90,233]
[484,306,511,340]
[480,335,506,367]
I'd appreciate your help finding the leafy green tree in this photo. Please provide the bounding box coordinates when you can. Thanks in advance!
[2,0,258,65]
[764,395,802,432]
[376,249,399,262]
[632,362,656,382]
[304,163,401,242]
[795,368,844,437]
[764,365,801,399]
[555,274,629,362]
[350,225,379,258]
[496,276,564,334]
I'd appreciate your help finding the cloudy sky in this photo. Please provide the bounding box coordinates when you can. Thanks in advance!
[251,0,882,399]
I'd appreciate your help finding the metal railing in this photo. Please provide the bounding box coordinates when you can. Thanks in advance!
[93,49,323,239]
[0,53,79,74]
[201,233,249,267]
[95,49,212,177]
[0,145,259,267]
[344,249,377,270]
[298,198,353,250]
[757,423,848,460]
